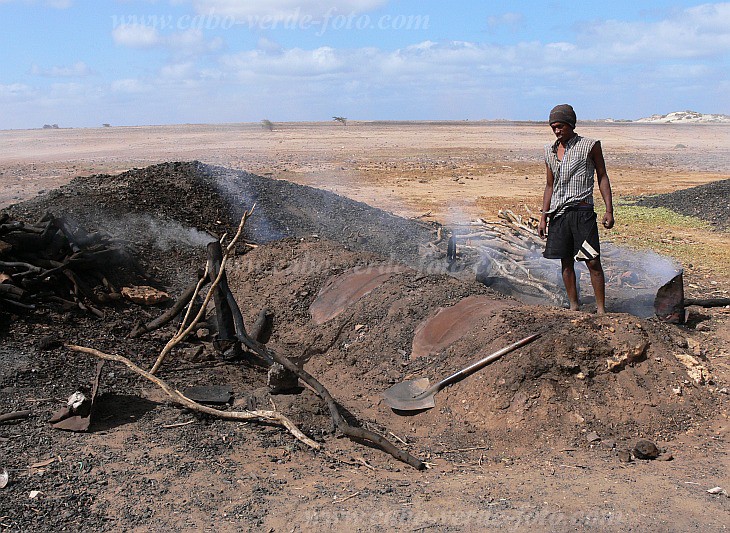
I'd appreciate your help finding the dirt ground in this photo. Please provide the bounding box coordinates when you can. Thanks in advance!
[1,122,729,531]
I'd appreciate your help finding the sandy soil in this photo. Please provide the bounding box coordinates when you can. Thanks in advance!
[2,121,729,215]
[1,122,729,531]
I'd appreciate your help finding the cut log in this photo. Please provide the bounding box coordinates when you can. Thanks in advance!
[130,271,208,338]
[250,308,274,344]
[0,410,31,424]
[207,241,243,357]
[121,285,170,305]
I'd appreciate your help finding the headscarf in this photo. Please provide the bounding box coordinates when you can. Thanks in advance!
[549,104,577,128]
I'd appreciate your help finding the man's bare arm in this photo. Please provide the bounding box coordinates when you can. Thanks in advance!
[538,163,555,239]
[591,141,614,229]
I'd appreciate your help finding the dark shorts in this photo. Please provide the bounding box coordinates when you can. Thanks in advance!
[543,209,600,261]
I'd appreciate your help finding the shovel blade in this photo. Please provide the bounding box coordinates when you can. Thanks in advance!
[654,272,686,323]
[383,378,436,411]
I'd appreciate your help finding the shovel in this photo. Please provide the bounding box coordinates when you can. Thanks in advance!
[383,333,540,413]
[654,271,730,324]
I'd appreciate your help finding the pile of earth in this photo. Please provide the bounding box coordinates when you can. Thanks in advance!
[633,178,730,230]
[1,161,726,529]
[227,238,720,449]
[3,161,722,445]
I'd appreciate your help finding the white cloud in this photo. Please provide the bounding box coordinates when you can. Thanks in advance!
[112,23,223,57]
[47,82,88,98]
[257,37,283,54]
[112,24,161,48]
[220,46,347,78]
[167,29,223,55]
[111,78,150,93]
[160,61,196,79]
[30,61,93,78]
[582,2,730,61]
[0,83,32,99]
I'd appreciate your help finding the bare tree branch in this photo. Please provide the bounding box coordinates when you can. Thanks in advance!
[67,344,320,450]
[149,205,255,374]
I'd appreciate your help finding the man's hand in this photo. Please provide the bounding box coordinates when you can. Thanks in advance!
[538,217,548,239]
[602,212,614,229]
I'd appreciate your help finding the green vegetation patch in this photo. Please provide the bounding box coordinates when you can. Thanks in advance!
[608,203,729,281]
[615,203,711,231]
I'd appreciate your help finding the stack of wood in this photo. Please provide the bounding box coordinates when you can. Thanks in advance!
[449,208,564,303]
[451,207,663,304]
[0,213,154,316]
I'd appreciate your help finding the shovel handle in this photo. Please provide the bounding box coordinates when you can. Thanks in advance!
[423,333,540,397]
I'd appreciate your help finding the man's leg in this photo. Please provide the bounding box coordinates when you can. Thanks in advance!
[586,257,606,314]
[561,257,580,311]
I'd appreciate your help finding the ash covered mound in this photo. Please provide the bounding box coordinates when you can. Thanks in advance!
[634,178,730,230]
[8,161,440,288]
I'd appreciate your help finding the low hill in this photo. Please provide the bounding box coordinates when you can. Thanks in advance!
[636,110,730,123]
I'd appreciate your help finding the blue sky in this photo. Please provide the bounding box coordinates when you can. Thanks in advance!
[1,0,729,128]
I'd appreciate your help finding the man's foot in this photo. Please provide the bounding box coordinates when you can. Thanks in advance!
[569,301,581,311]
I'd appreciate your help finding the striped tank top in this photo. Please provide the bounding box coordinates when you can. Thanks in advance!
[544,134,598,217]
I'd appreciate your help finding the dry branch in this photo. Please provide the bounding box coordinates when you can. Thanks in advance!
[149,205,255,374]
[67,344,319,450]
[479,251,562,303]
[235,335,426,470]
[473,240,531,259]
[0,410,31,424]
[144,206,422,469]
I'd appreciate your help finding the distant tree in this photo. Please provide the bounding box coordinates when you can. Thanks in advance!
[333,116,347,125]
[261,119,274,131]
[102,123,111,128]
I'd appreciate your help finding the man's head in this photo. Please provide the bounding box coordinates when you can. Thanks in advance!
[549,104,576,142]
[549,104,576,129]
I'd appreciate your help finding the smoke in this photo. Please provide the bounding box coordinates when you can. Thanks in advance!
[106,213,216,251]
[598,244,681,317]
[208,167,285,243]
[472,238,681,317]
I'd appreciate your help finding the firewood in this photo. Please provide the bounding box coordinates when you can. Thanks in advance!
[207,241,241,356]
[121,286,170,305]
[130,271,209,338]
[0,213,161,317]
[250,308,274,344]
[148,207,425,470]
[0,410,31,424]
[0,283,26,300]
[66,345,320,450]
[0,261,45,277]
[149,206,256,375]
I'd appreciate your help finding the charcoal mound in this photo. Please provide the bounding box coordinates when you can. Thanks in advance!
[8,161,439,289]
[634,178,730,230]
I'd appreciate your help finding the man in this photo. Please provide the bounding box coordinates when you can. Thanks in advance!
[538,104,614,314]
